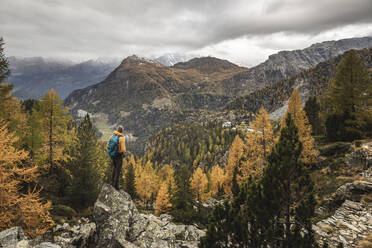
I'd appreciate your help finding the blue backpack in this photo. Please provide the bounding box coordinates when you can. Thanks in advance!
[108,135,119,158]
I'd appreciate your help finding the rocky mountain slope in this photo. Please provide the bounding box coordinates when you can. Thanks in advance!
[64,37,372,153]
[223,36,372,96]
[228,47,372,118]
[64,55,246,152]
[8,56,121,99]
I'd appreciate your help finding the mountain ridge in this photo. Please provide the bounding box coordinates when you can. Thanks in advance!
[7,56,121,99]
[228,47,372,118]
[225,36,372,95]
[64,37,372,153]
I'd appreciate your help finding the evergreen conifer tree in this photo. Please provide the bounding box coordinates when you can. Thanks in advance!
[124,159,136,198]
[24,104,43,158]
[322,50,372,141]
[304,96,322,135]
[67,114,100,209]
[0,38,9,83]
[200,114,317,247]
[171,165,195,223]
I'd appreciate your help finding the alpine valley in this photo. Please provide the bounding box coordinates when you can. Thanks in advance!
[63,37,372,153]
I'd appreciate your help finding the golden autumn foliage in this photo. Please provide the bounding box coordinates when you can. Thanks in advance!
[224,135,244,194]
[157,164,176,196]
[154,182,172,216]
[209,165,225,197]
[281,89,318,164]
[240,108,274,181]
[37,89,73,173]
[0,83,27,145]
[190,167,209,202]
[135,160,158,206]
[0,121,54,237]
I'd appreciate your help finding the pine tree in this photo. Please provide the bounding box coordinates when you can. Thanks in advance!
[304,96,322,135]
[231,167,240,197]
[190,167,209,202]
[322,50,372,141]
[171,165,195,223]
[124,157,136,198]
[0,120,54,237]
[200,114,318,247]
[240,107,274,181]
[264,114,316,246]
[281,89,318,164]
[67,114,101,209]
[155,182,172,216]
[0,38,9,83]
[24,104,43,158]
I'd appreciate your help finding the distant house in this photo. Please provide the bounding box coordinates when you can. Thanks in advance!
[244,126,262,134]
[77,109,90,118]
[222,121,232,128]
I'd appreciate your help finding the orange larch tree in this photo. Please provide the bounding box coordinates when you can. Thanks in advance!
[154,182,172,216]
[135,160,158,207]
[240,108,274,181]
[190,167,209,202]
[209,165,225,197]
[281,89,318,164]
[0,120,54,237]
[224,135,244,194]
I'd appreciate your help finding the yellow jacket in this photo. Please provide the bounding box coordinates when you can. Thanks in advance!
[112,131,126,154]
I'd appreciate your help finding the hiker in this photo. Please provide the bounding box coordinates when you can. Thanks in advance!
[108,126,126,190]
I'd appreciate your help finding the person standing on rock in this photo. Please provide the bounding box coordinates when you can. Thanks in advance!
[108,126,126,190]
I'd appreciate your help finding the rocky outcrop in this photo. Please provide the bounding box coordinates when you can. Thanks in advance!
[94,183,205,248]
[345,143,372,168]
[0,226,27,248]
[52,218,96,247]
[0,218,96,248]
[316,180,372,216]
[314,200,372,247]
[0,226,61,248]
[314,180,372,247]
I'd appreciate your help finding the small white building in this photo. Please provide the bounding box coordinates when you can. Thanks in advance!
[222,121,232,128]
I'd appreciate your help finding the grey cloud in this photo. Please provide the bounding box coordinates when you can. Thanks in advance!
[1,0,372,60]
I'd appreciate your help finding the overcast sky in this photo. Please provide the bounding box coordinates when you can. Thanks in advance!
[1,0,372,66]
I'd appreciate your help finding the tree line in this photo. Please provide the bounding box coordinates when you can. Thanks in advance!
[0,38,110,236]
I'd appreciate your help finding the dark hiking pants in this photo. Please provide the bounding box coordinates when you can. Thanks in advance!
[111,154,123,190]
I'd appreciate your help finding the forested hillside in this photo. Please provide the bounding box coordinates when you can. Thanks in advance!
[228,47,372,116]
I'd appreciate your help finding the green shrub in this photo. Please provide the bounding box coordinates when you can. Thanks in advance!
[51,204,77,217]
